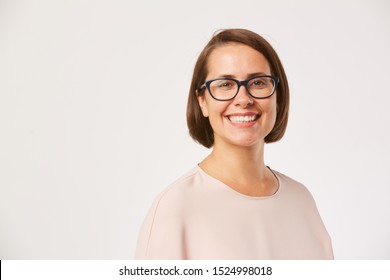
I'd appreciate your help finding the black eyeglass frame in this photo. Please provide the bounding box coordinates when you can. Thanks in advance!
[199,75,279,101]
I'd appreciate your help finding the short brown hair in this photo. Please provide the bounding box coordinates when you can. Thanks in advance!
[186,29,289,148]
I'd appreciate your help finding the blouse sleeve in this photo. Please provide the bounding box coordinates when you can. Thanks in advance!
[134,191,187,259]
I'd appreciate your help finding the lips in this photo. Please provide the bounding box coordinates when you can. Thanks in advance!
[226,113,260,124]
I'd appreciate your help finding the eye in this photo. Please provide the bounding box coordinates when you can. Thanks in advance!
[216,80,234,88]
[253,80,265,86]
[249,77,268,88]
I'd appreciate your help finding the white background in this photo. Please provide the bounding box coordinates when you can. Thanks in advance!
[0,0,389,259]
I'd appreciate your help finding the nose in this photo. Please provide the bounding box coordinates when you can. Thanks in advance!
[234,85,254,107]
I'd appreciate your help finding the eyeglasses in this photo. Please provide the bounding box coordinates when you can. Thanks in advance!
[199,75,279,101]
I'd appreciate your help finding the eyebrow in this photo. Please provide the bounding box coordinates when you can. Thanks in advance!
[217,72,269,79]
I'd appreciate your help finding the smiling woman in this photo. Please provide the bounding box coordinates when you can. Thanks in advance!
[197,44,278,150]
[134,29,334,260]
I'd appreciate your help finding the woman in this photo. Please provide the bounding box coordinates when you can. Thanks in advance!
[135,29,333,259]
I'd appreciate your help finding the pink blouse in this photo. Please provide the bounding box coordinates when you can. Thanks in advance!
[135,166,333,259]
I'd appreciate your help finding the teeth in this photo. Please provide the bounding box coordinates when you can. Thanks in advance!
[229,115,257,123]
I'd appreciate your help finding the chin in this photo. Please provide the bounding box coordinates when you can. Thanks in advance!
[228,136,263,148]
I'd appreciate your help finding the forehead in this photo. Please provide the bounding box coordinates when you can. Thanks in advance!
[207,43,271,77]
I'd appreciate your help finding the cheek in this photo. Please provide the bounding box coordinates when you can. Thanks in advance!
[208,104,225,125]
[259,96,277,115]
[205,96,228,118]
[198,95,210,117]
[258,97,278,129]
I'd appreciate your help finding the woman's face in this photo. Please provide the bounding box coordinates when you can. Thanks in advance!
[198,43,277,148]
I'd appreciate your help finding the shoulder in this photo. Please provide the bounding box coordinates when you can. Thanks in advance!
[272,169,316,201]
[149,167,201,216]
[135,167,202,259]
[272,169,304,186]
[157,167,200,202]
[271,169,326,221]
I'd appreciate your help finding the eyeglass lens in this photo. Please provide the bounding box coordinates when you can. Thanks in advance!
[209,77,276,100]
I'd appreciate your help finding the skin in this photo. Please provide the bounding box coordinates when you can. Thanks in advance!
[197,43,279,197]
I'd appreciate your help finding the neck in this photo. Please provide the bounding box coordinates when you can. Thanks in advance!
[201,139,268,183]
[199,139,279,197]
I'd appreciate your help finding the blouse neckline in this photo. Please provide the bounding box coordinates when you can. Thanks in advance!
[196,164,281,200]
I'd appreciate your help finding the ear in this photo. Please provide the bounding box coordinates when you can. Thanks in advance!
[196,90,209,117]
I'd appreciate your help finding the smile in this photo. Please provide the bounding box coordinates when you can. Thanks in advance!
[227,114,259,123]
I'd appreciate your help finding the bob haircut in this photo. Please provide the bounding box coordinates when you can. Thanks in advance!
[186,29,289,148]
